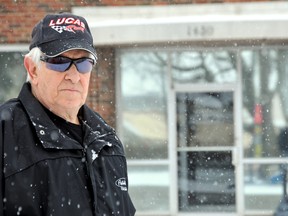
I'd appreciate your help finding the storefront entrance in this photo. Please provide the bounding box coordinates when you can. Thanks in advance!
[170,83,242,215]
[177,91,235,212]
[118,46,288,215]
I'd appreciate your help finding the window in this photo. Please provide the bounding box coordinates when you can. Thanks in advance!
[119,51,169,160]
[0,51,26,103]
[172,50,237,84]
[241,48,288,213]
[118,46,288,215]
[118,50,169,213]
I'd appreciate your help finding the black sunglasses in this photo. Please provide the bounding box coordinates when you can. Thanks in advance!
[40,55,95,73]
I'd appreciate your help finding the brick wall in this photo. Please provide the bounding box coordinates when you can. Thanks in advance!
[0,0,277,126]
[87,47,116,127]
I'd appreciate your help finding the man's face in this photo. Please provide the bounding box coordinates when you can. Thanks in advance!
[32,49,92,112]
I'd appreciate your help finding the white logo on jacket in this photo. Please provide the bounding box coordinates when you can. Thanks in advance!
[115,178,128,191]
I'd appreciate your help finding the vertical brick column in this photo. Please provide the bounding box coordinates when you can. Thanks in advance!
[87,47,116,128]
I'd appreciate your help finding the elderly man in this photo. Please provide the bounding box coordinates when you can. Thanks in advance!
[0,13,135,216]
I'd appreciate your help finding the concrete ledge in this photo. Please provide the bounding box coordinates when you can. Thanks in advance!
[73,2,288,45]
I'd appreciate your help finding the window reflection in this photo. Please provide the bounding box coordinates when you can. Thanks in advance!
[0,52,26,103]
[241,49,288,159]
[241,49,288,213]
[172,50,237,84]
[128,165,169,212]
[120,51,168,159]
[119,47,288,215]
[244,164,283,211]
[177,92,234,147]
[177,92,235,212]
[178,151,235,212]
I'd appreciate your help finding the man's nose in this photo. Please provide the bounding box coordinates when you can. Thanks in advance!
[65,64,80,83]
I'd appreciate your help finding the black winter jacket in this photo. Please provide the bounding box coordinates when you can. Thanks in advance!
[0,83,136,216]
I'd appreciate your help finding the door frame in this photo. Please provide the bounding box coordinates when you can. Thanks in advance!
[168,80,244,215]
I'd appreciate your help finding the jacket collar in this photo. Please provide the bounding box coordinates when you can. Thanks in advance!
[18,82,114,150]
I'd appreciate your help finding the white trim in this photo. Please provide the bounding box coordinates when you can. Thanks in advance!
[115,49,122,140]
[168,82,178,214]
[243,158,288,164]
[173,83,236,92]
[234,50,244,215]
[73,2,288,45]
[0,44,28,52]
[177,146,235,152]
[73,2,288,19]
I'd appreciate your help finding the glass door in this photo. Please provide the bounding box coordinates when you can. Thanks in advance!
[176,91,237,213]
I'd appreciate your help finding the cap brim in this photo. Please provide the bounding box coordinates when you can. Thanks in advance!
[39,38,97,59]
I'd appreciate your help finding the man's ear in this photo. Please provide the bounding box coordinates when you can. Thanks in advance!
[24,55,38,84]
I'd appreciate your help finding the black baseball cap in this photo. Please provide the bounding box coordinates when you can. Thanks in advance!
[29,13,97,59]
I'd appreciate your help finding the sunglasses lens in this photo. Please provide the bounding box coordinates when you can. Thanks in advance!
[45,62,70,72]
[44,56,71,72]
[75,59,94,73]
